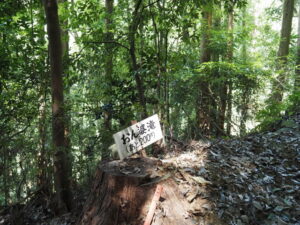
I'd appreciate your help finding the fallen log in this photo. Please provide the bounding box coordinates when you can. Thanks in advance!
[76,157,205,225]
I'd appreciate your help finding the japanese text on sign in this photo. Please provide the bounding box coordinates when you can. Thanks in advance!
[113,114,163,160]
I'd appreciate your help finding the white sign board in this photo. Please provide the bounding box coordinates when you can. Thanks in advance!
[113,114,163,160]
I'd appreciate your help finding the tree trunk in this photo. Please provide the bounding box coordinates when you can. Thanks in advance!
[241,7,247,63]
[200,12,212,63]
[3,149,9,206]
[43,0,72,213]
[101,0,114,154]
[294,2,300,92]
[271,0,294,102]
[59,0,74,202]
[226,10,234,136]
[157,0,169,137]
[239,90,250,136]
[196,10,212,138]
[240,7,249,136]
[37,83,50,194]
[105,0,114,85]
[129,0,148,119]
[210,15,224,137]
[37,1,51,196]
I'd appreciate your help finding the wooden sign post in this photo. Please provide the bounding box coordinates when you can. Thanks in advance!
[113,114,163,160]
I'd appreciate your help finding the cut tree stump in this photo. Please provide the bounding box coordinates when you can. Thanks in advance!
[76,157,205,225]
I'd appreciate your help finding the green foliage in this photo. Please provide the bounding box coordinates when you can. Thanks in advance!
[195,61,263,88]
[257,89,300,131]
[169,61,264,138]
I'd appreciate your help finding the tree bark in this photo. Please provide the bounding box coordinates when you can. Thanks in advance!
[271,0,294,102]
[226,10,234,136]
[105,0,114,83]
[60,0,74,202]
[3,148,9,206]
[36,1,51,196]
[156,0,169,138]
[37,83,50,194]
[241,7,247,63]
[294,2,300,92]
[101,0,114,153]
[240,7,249,136]
[129,0,148,119]
[200,12,212,63]
[43,0,72,213]
[196,10,212,138]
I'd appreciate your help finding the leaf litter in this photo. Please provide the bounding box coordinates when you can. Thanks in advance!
[203,113,300,224]
[161,113,300,224]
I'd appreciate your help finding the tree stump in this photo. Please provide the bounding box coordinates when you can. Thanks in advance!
[76,157,202,225]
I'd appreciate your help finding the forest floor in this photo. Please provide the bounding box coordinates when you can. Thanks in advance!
[1,113,300,225]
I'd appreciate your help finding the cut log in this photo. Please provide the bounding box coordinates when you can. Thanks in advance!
[76,157,203,225]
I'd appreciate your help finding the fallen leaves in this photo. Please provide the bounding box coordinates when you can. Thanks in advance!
[205,113,300,224]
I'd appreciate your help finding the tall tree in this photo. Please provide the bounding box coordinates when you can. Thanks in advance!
[152,0,169,132]
[240,6,250,135]
[36,1,50,195]
[59,0,73,190]
[128,0,148,119]
[195,5,213,138]
[271,0,294,102]
[37,82,49,193]
[294,2,300,93]
[101,0,114,155]
[226,3,234,136]
[43,0,72,213]
[104,0,114,130]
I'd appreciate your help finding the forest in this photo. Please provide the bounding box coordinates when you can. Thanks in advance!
[0,0,300,224]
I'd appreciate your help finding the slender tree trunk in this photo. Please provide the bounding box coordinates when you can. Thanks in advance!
[196,10,212,138]
[59,0,73,188]
[271,0,294,102]
[129,0,148,119]
[212,15,225,137]
[294,2,300,92]
[104,0,114,115]
[105,0,114,86]
[60,0,74,208]
[3,149,9,206]
[211,15,223,137]
[227,11,234,61]
[1,24,9,207]
[200,12,212,63]
[155,0,169,133]
[101,0,114,154]
[37,83,49,193]
[43,0,72,213]
[36,1,51,196]
[164,31,170,125]
[150,3,161,117]
[240,7,249,136]
[241,7,247,63]
[226,10,234,136]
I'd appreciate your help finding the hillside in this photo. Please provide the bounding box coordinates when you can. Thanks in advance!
[1,114,300,225]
